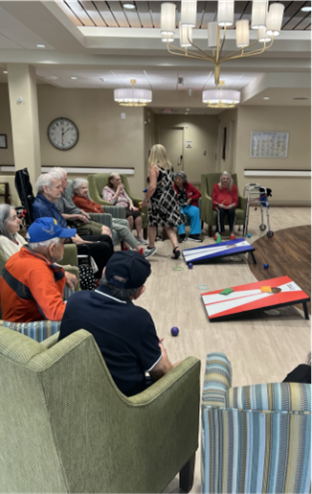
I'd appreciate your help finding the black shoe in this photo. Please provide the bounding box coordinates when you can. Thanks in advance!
[188,234,203,243]
[178,234,187,243]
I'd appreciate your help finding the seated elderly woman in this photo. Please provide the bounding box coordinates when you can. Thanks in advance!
[211,171,238,240]
[102,172,147,245]
[173,171,202,243]
[0,204,78,291]
[72,178,152,258]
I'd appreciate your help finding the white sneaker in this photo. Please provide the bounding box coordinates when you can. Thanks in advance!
[136,236,148,245]
[144,246,157,258]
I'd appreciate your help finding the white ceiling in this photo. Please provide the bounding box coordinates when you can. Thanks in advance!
[0,0,310,111]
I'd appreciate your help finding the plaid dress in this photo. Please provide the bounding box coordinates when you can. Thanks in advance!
[148,166,184,227]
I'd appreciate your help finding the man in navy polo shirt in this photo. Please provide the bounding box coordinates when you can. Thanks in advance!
[59,250,174,397]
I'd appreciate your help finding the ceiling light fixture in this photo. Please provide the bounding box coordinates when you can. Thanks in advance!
[3,70,7,74]
[161,1,284,90]
[301,6,312,12]
[263,96,270,100]
[71,76,77,80]
[203,81,240,108]
[123,3,135,9]
[36,44,46,48]
[114,79,152,107]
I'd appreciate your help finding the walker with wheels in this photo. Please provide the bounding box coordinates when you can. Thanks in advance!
[243,183,274,238]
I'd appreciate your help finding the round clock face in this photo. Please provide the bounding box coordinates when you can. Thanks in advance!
[48,117,79,150]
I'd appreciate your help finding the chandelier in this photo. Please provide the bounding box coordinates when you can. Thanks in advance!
[160,1,284,89]
[203,81,240,108]
[114,79,152,107]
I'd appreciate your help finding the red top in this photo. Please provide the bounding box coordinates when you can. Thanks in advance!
[211,183,238,210]
[0,246,66,322]
[173,182,201,207]
[72,194,104,213]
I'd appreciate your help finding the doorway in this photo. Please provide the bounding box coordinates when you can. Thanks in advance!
[158,127,184,172]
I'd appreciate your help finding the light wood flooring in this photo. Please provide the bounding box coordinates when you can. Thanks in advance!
[133,207,311,494]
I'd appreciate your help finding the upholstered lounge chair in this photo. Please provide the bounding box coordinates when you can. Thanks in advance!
[0,326,200,493]
[201,352,311,493]
[200,173,247,237]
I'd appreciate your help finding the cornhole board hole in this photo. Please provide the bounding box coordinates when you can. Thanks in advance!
[201,276,310,322]
[183,239,256,265]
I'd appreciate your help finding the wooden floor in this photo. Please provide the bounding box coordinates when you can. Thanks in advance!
[130,207,311,494]
[248,225,311,314]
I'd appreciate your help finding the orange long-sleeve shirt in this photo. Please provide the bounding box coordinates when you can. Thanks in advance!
[72,194,104,214]
[0,246,66,322]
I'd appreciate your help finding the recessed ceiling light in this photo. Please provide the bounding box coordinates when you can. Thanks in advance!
[3,70,7,74]
[301,6,312,12]
[123,3,135,9]
[71,76,77,80]
[37,44,46,48]
[186,108,190,111]
[43,75,58,80]
[263,96,270,100]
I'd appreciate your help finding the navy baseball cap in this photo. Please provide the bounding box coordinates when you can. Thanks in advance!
[26,218,76,243]
[106,250,151,289]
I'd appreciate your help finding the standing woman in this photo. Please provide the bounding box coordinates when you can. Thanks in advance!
[211,171,238,240]
[141,144,184,259]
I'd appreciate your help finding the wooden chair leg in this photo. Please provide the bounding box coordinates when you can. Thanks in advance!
[208,225,213,237]
[179,452,195,493]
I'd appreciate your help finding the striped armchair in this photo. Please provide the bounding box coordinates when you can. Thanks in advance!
[202,352,311,494]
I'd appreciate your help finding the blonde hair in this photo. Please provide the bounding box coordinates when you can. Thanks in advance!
[218,171,233,190]
[148,144,172,170]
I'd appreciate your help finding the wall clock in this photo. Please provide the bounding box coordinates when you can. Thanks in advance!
[48,117,79,150]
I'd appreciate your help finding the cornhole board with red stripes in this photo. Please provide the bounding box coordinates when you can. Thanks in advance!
[201,276,310,322]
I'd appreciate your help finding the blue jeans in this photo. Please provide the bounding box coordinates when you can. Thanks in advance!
[177,205,201,235]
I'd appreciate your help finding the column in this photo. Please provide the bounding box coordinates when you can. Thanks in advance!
[7,64,41,188]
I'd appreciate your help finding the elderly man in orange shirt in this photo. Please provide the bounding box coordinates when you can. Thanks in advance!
[0,218,76,323]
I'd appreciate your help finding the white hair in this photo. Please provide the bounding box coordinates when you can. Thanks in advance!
[50,167,66,180]
[27,237,60,251]
[36,173,56,194]
[73,178,88,192]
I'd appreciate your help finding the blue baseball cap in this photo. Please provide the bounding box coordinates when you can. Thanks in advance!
[26,218,76,243]
[106,250,151,289]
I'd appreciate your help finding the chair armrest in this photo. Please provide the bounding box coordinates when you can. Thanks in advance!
[0,320,61,343]
[63,266,80,295]
[238,195,247,212]
[88,212,112,230]
[202,352,232,408]
[41,331,60,349]
[59,244,78,267]
[101,205,126,219]
[129,195,142,207]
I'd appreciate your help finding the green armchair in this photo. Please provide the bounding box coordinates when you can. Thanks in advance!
[201,173,247,237]
[0,326,200,493]
[88,173,148,236]
[201,352,311,493]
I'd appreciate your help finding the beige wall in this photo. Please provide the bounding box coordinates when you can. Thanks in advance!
[154,114,218,185]
[235,106,311,205]
[144,108,155,184]
[37,86,145,197]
